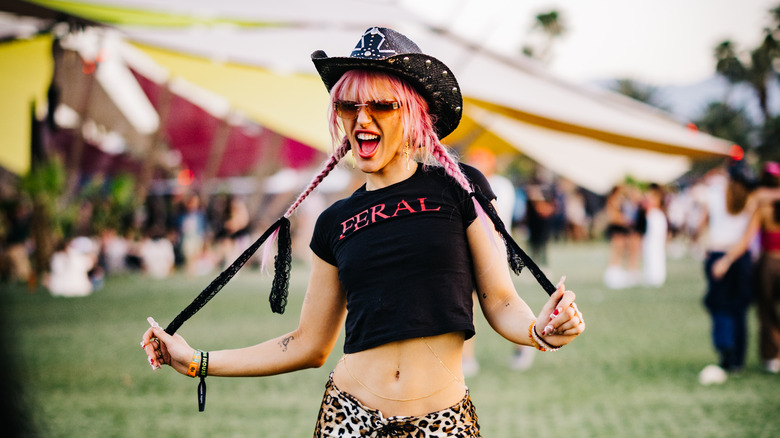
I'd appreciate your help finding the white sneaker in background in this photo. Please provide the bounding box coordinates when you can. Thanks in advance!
[510,347,536,372]
[699,364,728,385]
[764,358,780,374]
[603,266,627,289]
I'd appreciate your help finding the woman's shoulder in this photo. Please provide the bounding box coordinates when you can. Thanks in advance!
[421,162,489,187]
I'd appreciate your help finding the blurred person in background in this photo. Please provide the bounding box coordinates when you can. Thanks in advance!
[142,27,584,436]
[214,195,251,269]
[525,180,555,268]
[47,236,96,297]
[135,226,175,279]
[1,199,33,284]
[177,193,208,275]
[462,147,526,375]
[561,180,589,242]
[642,183,668,287]
[712,162,780,374]
[603,184,642,289]
[98,227,129,275]
[700,160,756,381]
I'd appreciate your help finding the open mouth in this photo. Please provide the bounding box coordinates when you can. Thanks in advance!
[355,132,380,158]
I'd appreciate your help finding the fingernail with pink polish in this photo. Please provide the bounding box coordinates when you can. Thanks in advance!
[544,324,553,335]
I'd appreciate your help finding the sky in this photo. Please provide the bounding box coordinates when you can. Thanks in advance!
[401,0,777,86]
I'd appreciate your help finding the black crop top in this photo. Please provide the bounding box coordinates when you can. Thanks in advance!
[310,164,496,353]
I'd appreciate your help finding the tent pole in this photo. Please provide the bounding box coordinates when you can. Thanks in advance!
[136,84,172,204]
[247,130,284,229]
[200,117,231,199]
[65,60,96,200]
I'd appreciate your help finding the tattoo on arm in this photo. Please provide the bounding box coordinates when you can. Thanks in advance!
[279,335,294,352]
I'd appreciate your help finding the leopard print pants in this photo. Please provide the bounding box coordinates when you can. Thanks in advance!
[313,373,481,437]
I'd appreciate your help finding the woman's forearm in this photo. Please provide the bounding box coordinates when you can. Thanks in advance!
[207,328,333,377]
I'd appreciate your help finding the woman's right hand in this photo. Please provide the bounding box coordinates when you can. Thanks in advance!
[141,317,195,375]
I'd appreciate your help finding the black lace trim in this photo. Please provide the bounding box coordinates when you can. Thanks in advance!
[165,217,291,335]
[269,217,291,314]
[470,192,556,296]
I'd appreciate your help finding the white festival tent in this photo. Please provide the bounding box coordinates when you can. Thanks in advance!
[20,0,733,194]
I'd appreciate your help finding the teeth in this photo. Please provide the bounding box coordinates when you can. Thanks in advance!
[356,133,379,141]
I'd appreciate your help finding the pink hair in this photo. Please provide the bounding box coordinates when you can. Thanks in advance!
[329,70,476,193]
[261,69,484,269]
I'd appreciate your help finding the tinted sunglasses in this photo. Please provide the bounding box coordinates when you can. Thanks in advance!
[333,101,401,119]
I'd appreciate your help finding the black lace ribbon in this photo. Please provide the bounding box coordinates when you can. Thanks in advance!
[164,217,292,335]
[470,192,556,296]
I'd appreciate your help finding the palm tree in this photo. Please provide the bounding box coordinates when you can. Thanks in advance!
[745,32,778,122]
[714,8,779,123]
[714,40,746,102]
[522,10,566,64]
[610,78,669,111]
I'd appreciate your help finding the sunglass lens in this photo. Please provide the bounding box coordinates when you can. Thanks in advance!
[369,102,398,116]
[334,101,399,119]
[335,102,359,118]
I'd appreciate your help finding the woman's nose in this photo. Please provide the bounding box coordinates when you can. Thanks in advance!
[356,105,372,124]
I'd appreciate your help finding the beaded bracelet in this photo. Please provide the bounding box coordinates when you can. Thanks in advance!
[186,350,202,377]
[528,321,561,352]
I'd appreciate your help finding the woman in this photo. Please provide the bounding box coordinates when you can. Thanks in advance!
[642,183,667,287]
[702,161,756,378]
[712,162,780,374]
[142,27,584,436]
[603,184,639,289]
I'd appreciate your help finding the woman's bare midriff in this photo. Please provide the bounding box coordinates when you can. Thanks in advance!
[332,331,468,417]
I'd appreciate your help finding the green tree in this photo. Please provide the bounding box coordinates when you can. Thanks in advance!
[19,156,77,278]
[693,102,753,149]
[522,10,566,63]
[714,40,746,101]
[758,114,780,161]
[609,78,669,111]
[714,7,779,123]
[711,4,780,161]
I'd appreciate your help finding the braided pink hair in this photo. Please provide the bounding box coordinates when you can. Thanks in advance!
[260,139,350,270]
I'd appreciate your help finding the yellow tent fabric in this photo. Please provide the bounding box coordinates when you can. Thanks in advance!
[133,43,333,153]
[0,34,53,175]
[27,0,274,27]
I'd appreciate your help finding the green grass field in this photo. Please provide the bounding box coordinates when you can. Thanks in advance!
[4,241,780,437]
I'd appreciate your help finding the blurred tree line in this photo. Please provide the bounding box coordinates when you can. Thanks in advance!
[702,4,780,164]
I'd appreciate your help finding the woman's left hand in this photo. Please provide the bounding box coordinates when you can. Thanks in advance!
[534,276,585,348]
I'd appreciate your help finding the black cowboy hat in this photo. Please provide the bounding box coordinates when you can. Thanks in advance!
[311,27,463,139]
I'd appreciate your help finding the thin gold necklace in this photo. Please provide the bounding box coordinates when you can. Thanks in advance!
[340,337,463,402]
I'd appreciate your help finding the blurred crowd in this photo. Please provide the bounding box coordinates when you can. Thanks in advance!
[0,160,769,295]
[0,162,772,291]
[0,187,325,297]
[2,153,779,379]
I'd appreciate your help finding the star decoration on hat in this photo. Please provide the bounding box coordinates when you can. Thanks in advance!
[351,27,397,59]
